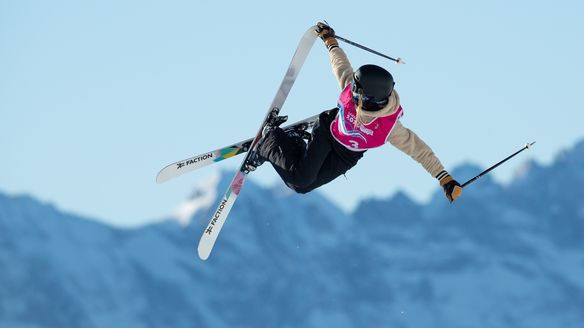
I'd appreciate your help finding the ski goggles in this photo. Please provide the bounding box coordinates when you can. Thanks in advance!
[351,93,389,106]
[351,82,389,107]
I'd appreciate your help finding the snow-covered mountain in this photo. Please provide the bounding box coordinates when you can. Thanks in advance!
[1,140,584,328]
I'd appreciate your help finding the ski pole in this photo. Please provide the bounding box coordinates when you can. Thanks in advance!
[334,35,405,64]
[461,142,536,188]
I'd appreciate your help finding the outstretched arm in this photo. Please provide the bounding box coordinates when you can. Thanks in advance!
[389,122,444,176]
[388,122,462,202]
[315,22,354,90]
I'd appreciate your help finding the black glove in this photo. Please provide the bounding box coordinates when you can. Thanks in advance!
[439,173,462,203]
[315,22,338,51]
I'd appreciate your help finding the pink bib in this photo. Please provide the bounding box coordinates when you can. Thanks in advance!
[330,83,403,151]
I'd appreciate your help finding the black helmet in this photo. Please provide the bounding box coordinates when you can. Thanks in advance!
[352,64,395,111]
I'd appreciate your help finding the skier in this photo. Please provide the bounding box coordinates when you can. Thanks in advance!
[256,22,462,203]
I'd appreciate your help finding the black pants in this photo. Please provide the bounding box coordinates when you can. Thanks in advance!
[258,108,364,193]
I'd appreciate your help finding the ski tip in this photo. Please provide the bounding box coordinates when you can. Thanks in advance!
[155,173,167,184]
[155,166,172,184]
[197,239,212,261]
[197,246,210,261]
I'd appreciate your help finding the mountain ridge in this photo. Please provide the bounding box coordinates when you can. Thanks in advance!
[1,140,584,327]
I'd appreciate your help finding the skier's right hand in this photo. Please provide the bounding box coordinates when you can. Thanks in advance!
[315,22,338,51]
[440,174,462,203]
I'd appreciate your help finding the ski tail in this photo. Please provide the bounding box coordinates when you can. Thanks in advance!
[197,171,246,260]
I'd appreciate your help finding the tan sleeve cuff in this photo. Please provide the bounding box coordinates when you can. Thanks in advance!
[324,37,339,50]
[437,171,452,186]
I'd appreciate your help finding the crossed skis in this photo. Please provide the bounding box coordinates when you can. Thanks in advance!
[157,25,319,260]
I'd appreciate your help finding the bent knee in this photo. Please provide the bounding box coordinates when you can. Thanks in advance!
[286,183,315,194]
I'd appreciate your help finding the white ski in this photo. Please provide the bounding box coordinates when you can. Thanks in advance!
[156,114,319,184]
[197,26,318,260]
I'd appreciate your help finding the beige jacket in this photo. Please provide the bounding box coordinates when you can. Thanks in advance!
[328,46,446,179]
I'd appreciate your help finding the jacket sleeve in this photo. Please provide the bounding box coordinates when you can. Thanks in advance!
[388,121,446,178]
[328,47,354,90]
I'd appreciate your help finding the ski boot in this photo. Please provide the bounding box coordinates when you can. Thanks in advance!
[244,114,289,172]
[262,114,288,137]
[284,127,312,143]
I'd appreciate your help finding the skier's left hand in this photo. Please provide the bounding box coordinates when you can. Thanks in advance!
[315,22,338,50]
[315,22,335,39]
[440,175,462,203]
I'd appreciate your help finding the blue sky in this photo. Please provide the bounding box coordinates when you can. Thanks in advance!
[1,0,582,226]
